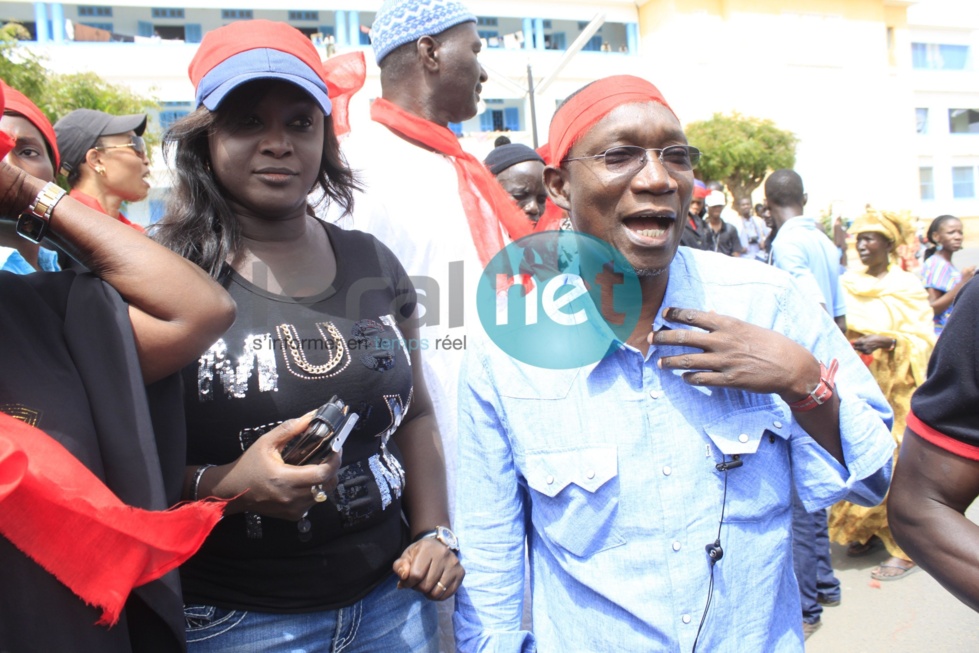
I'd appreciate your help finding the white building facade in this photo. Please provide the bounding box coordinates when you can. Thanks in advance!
[2,0,976,227]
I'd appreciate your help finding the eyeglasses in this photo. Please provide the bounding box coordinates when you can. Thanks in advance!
[95,135,146,157]
[564,145,700,178]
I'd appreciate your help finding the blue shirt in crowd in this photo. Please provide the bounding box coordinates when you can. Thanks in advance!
[769,216,845,318]
[0,246,60,274]
[453,247,893,653]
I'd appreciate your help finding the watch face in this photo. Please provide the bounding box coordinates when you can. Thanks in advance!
[436,525,459,551]
[16,213,46,243]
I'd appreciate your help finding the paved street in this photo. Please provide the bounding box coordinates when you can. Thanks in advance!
[807,502,979,653]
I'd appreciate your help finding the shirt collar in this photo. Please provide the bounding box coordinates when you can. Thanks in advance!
[653,248,712,331]
[778,215,818,233]
[586,248,712,379]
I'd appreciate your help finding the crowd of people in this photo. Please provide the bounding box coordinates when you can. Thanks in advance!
[0,0,977,651]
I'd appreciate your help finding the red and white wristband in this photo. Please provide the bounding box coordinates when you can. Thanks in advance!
[787,358,839,413]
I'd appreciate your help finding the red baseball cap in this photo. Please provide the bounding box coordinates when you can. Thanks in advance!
[189,20,332,115]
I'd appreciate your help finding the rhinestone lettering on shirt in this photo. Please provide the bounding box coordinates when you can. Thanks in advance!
[197,335,278,401]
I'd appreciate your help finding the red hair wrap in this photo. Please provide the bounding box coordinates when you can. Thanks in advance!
[0,80,58,169]
[548,75,674,165]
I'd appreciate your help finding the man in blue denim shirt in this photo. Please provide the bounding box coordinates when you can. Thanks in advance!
[766,168,847,636]
[453,76,894,653]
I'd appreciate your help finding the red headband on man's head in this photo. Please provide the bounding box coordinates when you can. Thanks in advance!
[548,75,674,166]
[0,80,59,170]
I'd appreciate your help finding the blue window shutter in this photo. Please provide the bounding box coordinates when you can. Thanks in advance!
[552,32,566,50]
[137,20,153,38]
[185,24,202,43]
[941,44,969,70]
[522,18,533,49]
[911,43,927,68]
[448,122,463,136]
[319,25,334,37]
[335,10,347,46]
[504,107,519,131]
[583,35,601,51]
[626,23,638,55]
[479,111,493,131]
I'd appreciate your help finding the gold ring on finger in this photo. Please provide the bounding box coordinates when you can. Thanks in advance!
[311,484,328,503]
[436,581,447,593]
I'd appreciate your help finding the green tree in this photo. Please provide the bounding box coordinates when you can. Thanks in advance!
[43,71,158,124]
[1,22,159,146]
[685,112,798,204]
[0,23,47,103]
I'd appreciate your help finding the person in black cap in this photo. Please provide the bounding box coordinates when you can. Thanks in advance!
[54,108,150,232]
[484,142,546,224]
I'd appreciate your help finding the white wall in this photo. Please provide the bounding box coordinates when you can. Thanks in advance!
[5,0,978,225]
[907,5,979,219]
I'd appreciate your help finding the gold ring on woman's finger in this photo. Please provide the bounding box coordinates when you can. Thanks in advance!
[436,581,447,593]
[311,484,328,503]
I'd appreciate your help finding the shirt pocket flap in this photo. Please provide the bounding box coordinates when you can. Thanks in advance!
[524,446,618,498]
[703,405,789,456]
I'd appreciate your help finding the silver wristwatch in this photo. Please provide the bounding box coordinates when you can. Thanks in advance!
[414,525,460,554]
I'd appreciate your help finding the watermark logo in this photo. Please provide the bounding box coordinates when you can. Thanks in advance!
[477,231,641,369]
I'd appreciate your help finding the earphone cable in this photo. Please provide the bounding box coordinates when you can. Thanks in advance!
[691,455,732,653]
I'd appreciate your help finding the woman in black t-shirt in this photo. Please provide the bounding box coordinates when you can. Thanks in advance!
[153,22,463,652]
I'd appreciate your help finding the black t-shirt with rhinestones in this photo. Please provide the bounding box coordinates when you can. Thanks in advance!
[180,222,418,612]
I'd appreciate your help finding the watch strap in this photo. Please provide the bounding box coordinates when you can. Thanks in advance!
[17,182,66,244]
[412,526,460,553]
[787,358,839,413]
[412,529,439,543]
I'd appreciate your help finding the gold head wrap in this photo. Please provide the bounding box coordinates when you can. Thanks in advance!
[849,208,915,261]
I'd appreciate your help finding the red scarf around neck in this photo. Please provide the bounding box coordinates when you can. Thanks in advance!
[370,98,532,266]
[321,51,366,139]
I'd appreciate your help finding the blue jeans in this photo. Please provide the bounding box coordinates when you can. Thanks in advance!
[185,574,438,653]
[791,491,840,624]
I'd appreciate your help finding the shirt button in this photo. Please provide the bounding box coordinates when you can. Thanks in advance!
[672,541,681,551]
[649,389,663,399]
[738,434,749,443]
[682,614,692,624]
[663,465,672,476]
[586,470,595,480]
[546,475,554,485]
[773,420,783,429]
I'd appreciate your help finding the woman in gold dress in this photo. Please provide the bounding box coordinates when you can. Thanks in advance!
[828,209,936,581]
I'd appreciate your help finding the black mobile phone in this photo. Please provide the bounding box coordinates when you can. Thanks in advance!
[280,395,359,466]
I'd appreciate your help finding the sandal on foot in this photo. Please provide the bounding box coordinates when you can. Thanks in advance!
[871,560,918,582]
[846,536,883,557]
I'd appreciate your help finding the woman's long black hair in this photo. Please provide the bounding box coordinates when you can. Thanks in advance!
[152,80,359,279]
